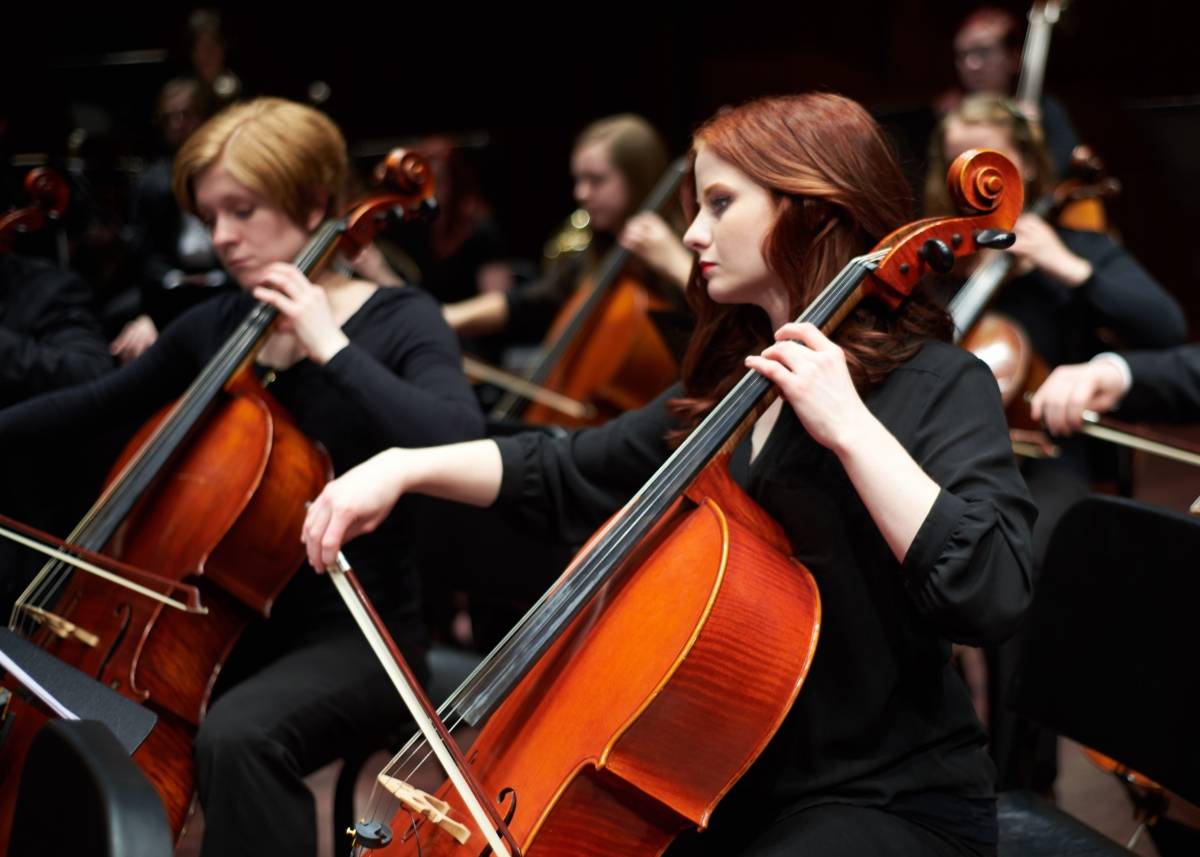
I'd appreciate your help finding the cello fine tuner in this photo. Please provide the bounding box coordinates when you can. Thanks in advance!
[350,820,393,850]
[377,774,472,844]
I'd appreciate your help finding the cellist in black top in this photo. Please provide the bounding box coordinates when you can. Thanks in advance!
[0,97,483,857]
[305,94,1033,856]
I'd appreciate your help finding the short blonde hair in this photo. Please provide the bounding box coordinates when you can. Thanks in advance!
[173,97,348,225]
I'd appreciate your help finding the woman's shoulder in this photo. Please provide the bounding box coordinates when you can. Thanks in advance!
[872,340,1003,434]
[362,282,442,315]
[349,284,458,353]
[891,339,991,385]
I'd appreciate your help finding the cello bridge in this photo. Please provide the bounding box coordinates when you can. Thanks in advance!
[377,773,471,844]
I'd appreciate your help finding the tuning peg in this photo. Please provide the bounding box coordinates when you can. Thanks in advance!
[975,229,1016,250]
[917,238,955,273]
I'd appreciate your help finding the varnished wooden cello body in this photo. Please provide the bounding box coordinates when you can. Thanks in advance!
[490,159,688,429]
[0,151,435,850]
[345,149,1023,857]
[0,168,70,254]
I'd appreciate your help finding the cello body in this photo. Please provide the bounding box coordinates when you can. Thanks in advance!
[382,460,819,855]
[0,375,328,843]
[521,275,679,428]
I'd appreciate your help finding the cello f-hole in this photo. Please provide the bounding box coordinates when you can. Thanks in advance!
[476,787,519,857]
[97,602,132,686]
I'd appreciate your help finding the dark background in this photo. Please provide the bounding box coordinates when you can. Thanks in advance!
[3,1,1199,328]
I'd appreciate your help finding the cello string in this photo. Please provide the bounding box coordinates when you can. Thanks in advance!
[14,301,277,637]
[380,254,884,783]
[427,255,879,730]
[13,227,339,637]
[17,308,271,626]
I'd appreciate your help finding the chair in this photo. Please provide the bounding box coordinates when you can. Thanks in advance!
[998,495,1200,856]
[8,719,172,857]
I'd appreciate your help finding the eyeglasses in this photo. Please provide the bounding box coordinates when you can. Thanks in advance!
[955,43,1004,65]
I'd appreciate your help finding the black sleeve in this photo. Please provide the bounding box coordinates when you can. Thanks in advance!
[504,257,581,343]
[1063,230,1188,349]
[1117,344,1200,424]
[0,267,113,403]
[320,291,484,447]
[898,354,1037,645]
[0,300,219,446]
[493,385,678,544]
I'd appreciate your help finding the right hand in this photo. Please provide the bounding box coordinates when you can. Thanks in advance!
[1030,358,1129,436]
[303,449,408,570]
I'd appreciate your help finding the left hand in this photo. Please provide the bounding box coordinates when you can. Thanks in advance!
[252,263,350,365]
[110,314,158,363]
[745,322,870,452]
[1009,213,1093,286]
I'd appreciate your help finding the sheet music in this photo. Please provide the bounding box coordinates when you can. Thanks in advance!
[0,648,78,720]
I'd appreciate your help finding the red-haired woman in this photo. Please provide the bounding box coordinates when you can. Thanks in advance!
[304,94,1033,856]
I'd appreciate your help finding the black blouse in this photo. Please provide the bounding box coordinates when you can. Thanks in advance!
[0,286,484,630]
[492,340,1035,840]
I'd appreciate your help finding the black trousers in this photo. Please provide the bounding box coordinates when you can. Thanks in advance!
[194,610,424,857]
[667,802,996,857]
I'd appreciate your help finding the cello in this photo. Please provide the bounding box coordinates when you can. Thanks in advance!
[332,148,1022,856]
[0,168,70,254]
[489,158,688,428]
[0,151,435,848]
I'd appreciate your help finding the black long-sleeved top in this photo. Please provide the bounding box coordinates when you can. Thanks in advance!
[1118,344,1200,424]
[0,254,113,409]
[0,285,484,629]
[994,228,1186,369]
[494,341,1035,842]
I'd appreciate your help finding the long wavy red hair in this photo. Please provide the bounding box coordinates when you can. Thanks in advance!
[669,94,952,438]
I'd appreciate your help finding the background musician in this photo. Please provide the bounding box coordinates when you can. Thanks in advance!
[935,5,1079,179]
[442,113,691,343]
[927,93,1187,796]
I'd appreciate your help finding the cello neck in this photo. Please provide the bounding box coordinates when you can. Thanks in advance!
[1015,1,1066,109]
[491,156,689,419]
[54,219,347,556]
[456,252,882,725]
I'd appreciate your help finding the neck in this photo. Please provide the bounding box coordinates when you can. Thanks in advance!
[762,294,791,333]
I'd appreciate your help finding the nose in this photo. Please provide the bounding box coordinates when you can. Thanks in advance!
[683,214,709,252]
[209,213,237,252]
[574,178,590,207]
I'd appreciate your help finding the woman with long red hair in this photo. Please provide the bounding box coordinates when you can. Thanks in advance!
[304,94,1033,856]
